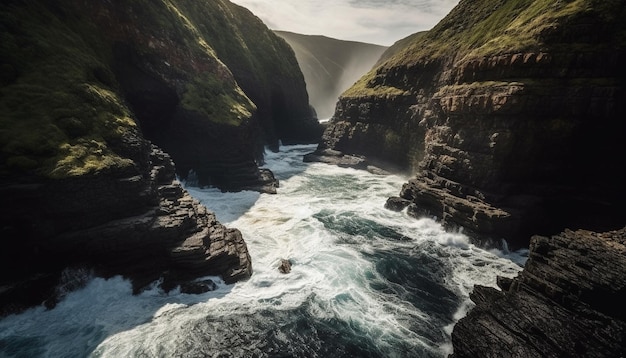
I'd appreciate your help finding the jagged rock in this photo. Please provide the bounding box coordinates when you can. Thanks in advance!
[313,0,626,246]
[450,227,626,358]
[178,279,218,295]
[303,149,367,169]
[384,197,411,212]
[1,0,323,314]
[278,259,292,274]
[0,146,252,315]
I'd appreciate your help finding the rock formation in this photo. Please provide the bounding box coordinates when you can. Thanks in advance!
[185,11,322,149]
[278,259,292,274]
[0,0,317,313]
[303,0,626,355]
[0,145,251,315]
[309,0,626,246]
[274,31,387,119]
[0,0,319,193]
[451,227,626,358]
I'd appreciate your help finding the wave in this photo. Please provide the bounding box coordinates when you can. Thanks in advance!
[0,144,526,358]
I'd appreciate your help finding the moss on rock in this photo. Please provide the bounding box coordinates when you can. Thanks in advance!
[0,3,140,179]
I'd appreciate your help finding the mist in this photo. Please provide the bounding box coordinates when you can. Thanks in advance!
[275,31,387,119]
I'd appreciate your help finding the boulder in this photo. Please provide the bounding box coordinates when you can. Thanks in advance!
[278,259,292,274]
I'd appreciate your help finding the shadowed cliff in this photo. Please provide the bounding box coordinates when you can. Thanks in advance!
[274,31,387,119]
[0,0,317,314]
[311,0,626,246]
[305,1,626,355]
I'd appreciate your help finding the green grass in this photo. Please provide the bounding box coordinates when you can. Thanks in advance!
[1,0,269,178]
[182,76,255,126]
[341,0,626,99]
[0,3,138,178]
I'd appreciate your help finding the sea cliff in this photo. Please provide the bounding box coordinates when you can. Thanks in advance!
[451,227,626,357]
[307,0,626,355]
[311,0,626,246]
[0,0,316,314]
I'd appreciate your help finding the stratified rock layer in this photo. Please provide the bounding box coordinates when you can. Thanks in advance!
[451,227,626,358]
[0,145,252,315]
[312,0,626,246]
[1,0,319,193]
[0,0,295,314]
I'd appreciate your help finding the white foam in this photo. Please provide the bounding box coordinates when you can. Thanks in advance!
[0,144,526,357]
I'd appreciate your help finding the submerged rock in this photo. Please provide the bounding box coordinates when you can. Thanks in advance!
[450,227,626,357]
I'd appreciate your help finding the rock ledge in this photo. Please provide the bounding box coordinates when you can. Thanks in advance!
[450,227,626,358]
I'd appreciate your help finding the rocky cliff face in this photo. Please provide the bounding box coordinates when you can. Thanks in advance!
[181,7,322,149]
[312,0,626,246]
[0,0,318,192]
[0,0,314,313]
[451,227,626,357]
[274,31,387,119]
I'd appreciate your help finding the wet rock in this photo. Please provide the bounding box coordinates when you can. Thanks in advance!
[179,279,218,295]
[312,0,626,246]
[278,259,292,274]
[0,146,252,315]
[384,197,411,212]
[303,149,367,169]
[450,227,626,358]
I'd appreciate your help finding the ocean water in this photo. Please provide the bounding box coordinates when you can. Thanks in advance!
[0,145,526,358]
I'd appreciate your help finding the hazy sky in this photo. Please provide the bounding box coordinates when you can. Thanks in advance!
[231,0,459,46]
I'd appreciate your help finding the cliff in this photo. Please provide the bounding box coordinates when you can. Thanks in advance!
[172,5,322,150]
[451,227,626,357]
[306,0,626,355]
[0,0,319,192]
[311,0,626,246]
[0,0,314,313]
[274,31,387,119]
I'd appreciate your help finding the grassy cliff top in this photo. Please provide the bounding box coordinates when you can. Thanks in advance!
[1,0,263,179]
[0,3,138,179]
[173,1,309,114]
[343,0,626,98]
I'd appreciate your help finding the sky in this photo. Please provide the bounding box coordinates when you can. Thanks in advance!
[230,0,460,46]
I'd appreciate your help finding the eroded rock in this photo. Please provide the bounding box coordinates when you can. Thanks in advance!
[450,227,626,358]
[278,259,292,274]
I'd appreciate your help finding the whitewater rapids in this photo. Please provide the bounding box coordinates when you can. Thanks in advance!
[0,145,526,358]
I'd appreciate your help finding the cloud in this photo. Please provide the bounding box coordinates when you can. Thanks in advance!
[230,0,459,45]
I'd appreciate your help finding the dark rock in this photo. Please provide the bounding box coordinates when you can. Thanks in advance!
[179,279,218,295]
[312,0,626,247]
[303,148,367,169]
[496,275,513,292]
[278,259,292,274]
[450,227,626,358]
[1,0,321,314]
[366,166,391,175]
[384,197,411,212]
[2,0,315,194]
[0,146,252,315]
